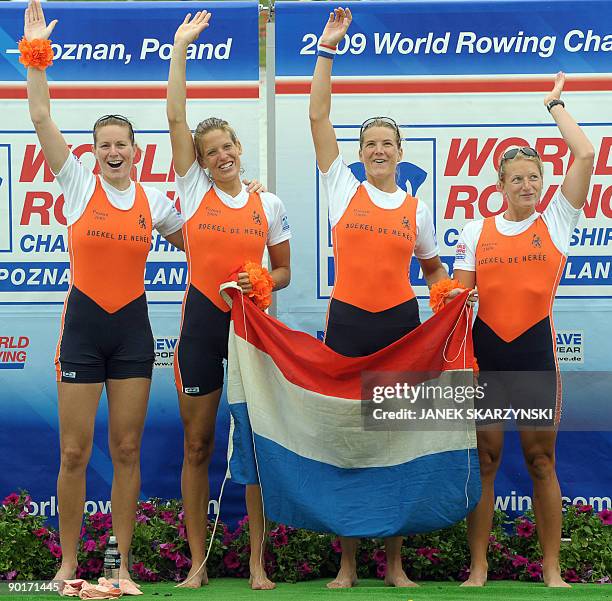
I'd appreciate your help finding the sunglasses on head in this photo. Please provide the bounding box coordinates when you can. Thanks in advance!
[93,114,133,130]
[501,146,539,161]
[360,116,400,137]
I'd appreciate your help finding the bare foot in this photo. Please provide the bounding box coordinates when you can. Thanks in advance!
[249,567,276,591]
[52,564,76,583]
[177,565,208,588]
[384,566,418,587]
[118,569,141,586]
[327,567,357,589]
[543,567,570,588]
[461,566,489,586]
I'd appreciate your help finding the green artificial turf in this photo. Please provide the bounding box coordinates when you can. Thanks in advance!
[2,579,611,601]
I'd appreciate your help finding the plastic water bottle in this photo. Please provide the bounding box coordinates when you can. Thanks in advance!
[103,536,121,587]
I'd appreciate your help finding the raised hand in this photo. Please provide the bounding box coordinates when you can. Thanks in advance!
[544,71,566,106]
[24,0,58,41]
[319,7,352,48]
[174,11,211,46]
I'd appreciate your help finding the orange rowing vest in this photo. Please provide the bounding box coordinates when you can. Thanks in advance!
[475,216,565,342]
[331,185,418,312]
[68,177,152,314]
[184,187,268,311]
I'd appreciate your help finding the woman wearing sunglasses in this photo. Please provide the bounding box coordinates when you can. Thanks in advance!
[454,73,594,588]
[310,8,449,588]
[167,12,291,589]
[23,0,185,584]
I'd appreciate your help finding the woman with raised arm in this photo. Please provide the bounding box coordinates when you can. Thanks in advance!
[309,8,450,589]
[167,12,291,590]
[454,73,594,588]
[23,0,184,586]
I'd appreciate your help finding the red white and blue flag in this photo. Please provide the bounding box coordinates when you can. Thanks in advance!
[223,286,481,537]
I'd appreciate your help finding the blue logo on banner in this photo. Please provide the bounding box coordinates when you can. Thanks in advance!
[348,161,427,196]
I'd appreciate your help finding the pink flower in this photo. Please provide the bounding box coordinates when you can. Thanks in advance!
[47,542,62,558]
[33,527,49,538]
[175,554,191,569]
[298,562,312,576]
[223,551,240,571]
[159,511,176,525]
[2,493,20,506]
[576,504,593,513]
[237,515,249,532]
[5,571,17,581]
[272,533,288,547]
[160,542,179,561]
[372,549,386,563]
[511,554,529,568]
[132,562,158,582]
[272,524,287,536]
[516,519,536,538]
[526,562,542,580]
[331,538,342,554]
[564,569,580,583]
[177,524,187,539]
[86,558,103,573]
[82,539,97,553]
[139,502,155,516]
[376,562,387,578]
[416,547,441,563]
[597,509,612,525]
[98,533,109,549]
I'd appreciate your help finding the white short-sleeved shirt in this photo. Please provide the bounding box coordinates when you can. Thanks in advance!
[454,189,581,271]
[175,161,292,246]
[320,155,439,260]
[55,153,184,236]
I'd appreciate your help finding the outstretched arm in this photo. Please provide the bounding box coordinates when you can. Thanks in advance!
[25,0,68,174]
[167,11,211,177]
[309,8,352,173]
[545,72,595,209]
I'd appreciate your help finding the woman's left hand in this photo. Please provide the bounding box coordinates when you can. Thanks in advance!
[445,287,478,307]
[237,272,253,293]
[243,179,267,194]
[544,71,565,106]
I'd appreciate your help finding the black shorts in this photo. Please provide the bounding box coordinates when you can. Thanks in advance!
[324,297,421,357]
[175,285,230,396]
[473,316,560,427]
[56,287,154,383]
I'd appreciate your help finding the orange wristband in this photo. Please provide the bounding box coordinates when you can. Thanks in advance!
[429,278,462,314]
[18,38,54,70]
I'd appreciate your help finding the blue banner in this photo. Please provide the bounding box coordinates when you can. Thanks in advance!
[276,0,612,77]
[0,2,258,82]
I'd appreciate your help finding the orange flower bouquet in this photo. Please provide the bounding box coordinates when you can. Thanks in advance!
[242,261,275,310]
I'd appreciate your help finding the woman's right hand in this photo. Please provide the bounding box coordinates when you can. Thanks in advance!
[319,7,352,47]
[24,0,58,41]
[174,11,211,47]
